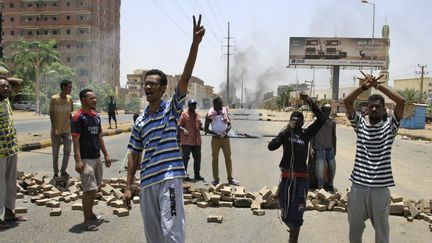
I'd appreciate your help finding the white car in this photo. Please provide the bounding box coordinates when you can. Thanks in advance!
[13,101,36,111]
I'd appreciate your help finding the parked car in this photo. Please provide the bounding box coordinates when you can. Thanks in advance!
[13,101,36,111]
[426,115,432,124]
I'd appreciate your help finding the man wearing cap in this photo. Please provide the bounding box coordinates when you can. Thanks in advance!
[178,98,204,181]
[311,104,337,192]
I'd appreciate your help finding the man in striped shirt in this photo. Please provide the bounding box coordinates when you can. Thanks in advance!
[343,73,405,243]
[124,15,205,243]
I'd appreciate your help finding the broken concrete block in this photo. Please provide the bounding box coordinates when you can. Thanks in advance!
[207,184,216,192]
[328,192,342,201]
[333,206,346,213]
[233,198,252,208]
[184,199,193,205]
[220,186,232,196]
[94,192,103,199]
[234,186,246,197]
[184,194,192,199]
[16,192,24,199]
[63,196,71,203]
[270,186,278,198]
[409,203,420,218]
[50,208,62,216]
[340,192,348,203]
[328,201,337,211]
[197,202,209,208]
[202,192,212,202]
[219,201,233,207]
[215,184,224,191]
[311,199,321,205]
[253,209,265,216]
[46,201,60,208]
[71,203,83,211]
[133,196,140,204]
[307,191,317,199]
[105,196,116,205]
[35,198,51,206]
[251,200,262,211]
[210,195,221,203]
[70,193,79,201]
[315,204,327,212]
[17,170,25,179]
[246,192,256,200]
[68,185,79,195]
[14,207,27,214]
[93,200,98,206]
[44,190,61,199]
[406,216,413,222]
[111,200,124,208]
[259,186,272,200]
[221,195,233,202]
[305,200,314,210]
[61,192,71,197]
[42,184,53,192]
[31,195,44,203]
[317,189,331,201]
[391,194,403,203]
[192,192,202,199]
[113,189,123,199]
[207,215,223,223]
[113,208,129,217]
[390,202,405,215]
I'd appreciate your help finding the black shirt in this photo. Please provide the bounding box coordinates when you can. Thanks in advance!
[71,109,102,159]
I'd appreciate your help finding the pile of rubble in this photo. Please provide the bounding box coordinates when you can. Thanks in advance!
[13,171,432,231]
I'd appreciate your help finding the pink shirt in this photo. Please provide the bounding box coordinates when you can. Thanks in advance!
[179,110,202,146]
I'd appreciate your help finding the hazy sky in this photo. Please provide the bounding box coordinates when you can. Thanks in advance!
[120,0,432,97]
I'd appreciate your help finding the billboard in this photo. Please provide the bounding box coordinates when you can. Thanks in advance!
[289,37,389,68]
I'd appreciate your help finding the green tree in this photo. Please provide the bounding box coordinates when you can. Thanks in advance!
[276,86,294,109]
[397,88,425,103]
[85,80,116,112]
[8,40,60,113]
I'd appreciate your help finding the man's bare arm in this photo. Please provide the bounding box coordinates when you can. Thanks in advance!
[376,84,405,121]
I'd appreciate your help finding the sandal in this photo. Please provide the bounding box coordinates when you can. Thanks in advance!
[0,219,9,229]
[82,222,99,231]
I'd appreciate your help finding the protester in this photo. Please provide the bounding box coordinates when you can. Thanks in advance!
[49,79,74,178]
[0,76,27,228]
[123,15,205,243]
[268,93,325,243]
[204,96,240,186]
[343,73,405,243]
[178,98,204,181]
[310,104,337,192]
[107,95,118,129]
[71,89,111,231]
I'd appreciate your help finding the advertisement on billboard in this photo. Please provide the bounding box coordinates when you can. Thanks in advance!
[289,37,388,68]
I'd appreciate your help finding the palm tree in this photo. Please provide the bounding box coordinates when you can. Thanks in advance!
[397,88,425,103]
[9,40,60,114]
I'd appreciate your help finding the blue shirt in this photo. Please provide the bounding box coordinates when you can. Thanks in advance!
[128,88,186,189]
[71,109,102,159]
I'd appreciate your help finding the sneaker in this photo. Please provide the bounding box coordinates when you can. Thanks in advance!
[53,173,59,178]
[228,178,240,186]
[194,175,205,181]
[211,179,219,186]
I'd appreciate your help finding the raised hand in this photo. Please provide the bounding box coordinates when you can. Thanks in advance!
[193,15,205,44]
[357,71,384,89]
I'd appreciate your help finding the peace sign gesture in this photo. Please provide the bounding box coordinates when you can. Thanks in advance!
[193,15,205,44]
[357,70,384,90]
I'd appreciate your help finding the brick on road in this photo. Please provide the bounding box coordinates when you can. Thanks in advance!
[113,208,129,217]
[50,208,62,216]
[207,215,223,223]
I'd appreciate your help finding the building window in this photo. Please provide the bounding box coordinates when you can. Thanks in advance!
[11,31,15,36]
[66,15,70,20]
[10,17,14,22]
[9,3,14,8]
[53,17,57,21]
[27,3,33,7]
[28,31,32,35]
[53,30,57,35]
[66,1,71,7]
[52,3,57,7]
[324,94,327,99]
[66,57,71,63]
[66,29,71,35]
[44,17,48,21]
[66,44,71,49]
[44,30,48,35]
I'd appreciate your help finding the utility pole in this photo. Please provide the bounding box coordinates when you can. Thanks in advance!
[0,12,4,60]
[416,64,428,102]
[223,22,234,106]
[241,72,244,109]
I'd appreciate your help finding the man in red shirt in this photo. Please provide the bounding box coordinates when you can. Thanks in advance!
[178,99,204,181]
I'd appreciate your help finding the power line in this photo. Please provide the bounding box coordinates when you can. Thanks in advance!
[206,0,225,35]
[190,0,223,47]
[416,64,428,97]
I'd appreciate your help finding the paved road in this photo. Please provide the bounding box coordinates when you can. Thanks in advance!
[14,114,134,135]
[3,119,431,242]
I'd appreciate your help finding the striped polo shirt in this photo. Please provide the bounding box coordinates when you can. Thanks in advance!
[128,88,186,189]
[349,111,399,187]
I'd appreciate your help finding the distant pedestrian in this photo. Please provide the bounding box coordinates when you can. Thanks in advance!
[178,98,204,181]
[343,73,405,243]
[49,79,74,178]
[107,95,118,129]
[204,96,240,186]
[0,76,27,228]
[123,15,205,243]
[267,93,325,243]
[72,88,111,231]
[310,103,337,192]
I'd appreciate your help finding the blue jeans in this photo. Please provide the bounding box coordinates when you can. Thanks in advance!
[181,145,201,176]
[277,177,308,227]
[315,148,336,189]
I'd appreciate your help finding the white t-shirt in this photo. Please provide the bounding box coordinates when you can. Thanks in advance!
[211,114,228,135]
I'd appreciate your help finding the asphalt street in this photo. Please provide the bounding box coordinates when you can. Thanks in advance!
[2,118,431,243]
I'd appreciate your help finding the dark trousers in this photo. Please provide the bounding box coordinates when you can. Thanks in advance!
[181,145,201,176]
[278,177,308,227]
[108,112,117,125]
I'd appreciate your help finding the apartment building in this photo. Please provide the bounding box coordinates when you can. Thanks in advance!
[0,0,120,89]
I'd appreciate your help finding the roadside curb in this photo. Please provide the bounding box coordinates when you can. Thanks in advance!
[19,127,132,152]
[397,132,432,142]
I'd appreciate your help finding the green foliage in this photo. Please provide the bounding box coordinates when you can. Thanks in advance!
[397,88,426,103]
[275,86,294,109]
[125,97,141,114]
[85,80,116,112]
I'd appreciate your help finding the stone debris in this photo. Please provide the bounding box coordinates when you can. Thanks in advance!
[71,203,83,211]
[253,209,265,216]
[207,215,223,223]
[113,208,129,217]
[50,208,62,216]
[14,207,27,214]
[46,201,61,208]
[132,196,140,204]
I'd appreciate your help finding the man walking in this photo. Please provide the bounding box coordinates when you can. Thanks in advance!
[0,76,27,228]
[311,104,337,192]
[343,73,405,243]
[123,15,205,243]
[49,79,73,178]
[72,89,111,231]
[204,96,240,186]
[178,98,204,181]
[107,95,118,129]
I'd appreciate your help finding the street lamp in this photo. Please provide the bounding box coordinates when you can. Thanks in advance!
[361,0,375,74]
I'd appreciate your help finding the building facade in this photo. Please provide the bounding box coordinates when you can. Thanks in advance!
[394,77,432,96]
[0,0,121,89]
